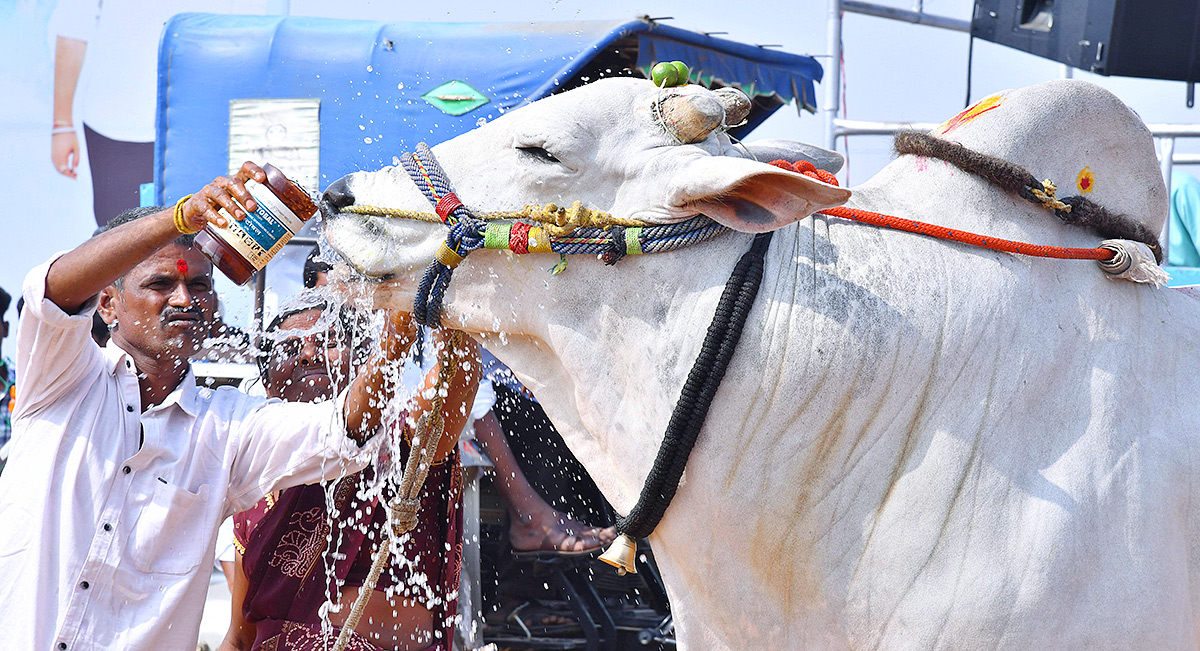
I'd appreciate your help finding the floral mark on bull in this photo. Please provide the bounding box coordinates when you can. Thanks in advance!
[1077,167,1095,194]
[938,93,1005,135]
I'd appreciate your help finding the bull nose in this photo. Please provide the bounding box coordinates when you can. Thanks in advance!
[322,178,356,211]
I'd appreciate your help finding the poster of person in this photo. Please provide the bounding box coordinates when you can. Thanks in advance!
[3,2,1200,650]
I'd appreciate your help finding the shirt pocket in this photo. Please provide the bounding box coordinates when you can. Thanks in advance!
[129,482,210,575]
[0,502,31,558]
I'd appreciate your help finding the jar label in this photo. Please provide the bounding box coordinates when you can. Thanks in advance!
[209,180,307,270]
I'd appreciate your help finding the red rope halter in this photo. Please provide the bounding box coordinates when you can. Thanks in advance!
[771,160,1115,262]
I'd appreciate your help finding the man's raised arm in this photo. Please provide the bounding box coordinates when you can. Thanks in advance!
[344,311,419,443]
[44,162,267,313]
[344,314,481,445]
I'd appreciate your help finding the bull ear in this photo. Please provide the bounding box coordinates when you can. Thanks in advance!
[671,157,851,233]
[738,139,844,174]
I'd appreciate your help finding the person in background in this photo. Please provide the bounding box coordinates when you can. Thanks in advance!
[221,302,480,651]
[1169,171,1200,267]
[303,245,333,289]
[304,245,614,556]
[473,372,616,558]
[0,287,13,472]
[0,163,417,650]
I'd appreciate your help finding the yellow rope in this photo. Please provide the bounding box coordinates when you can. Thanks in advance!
[342,200,648,235]
[1029,178,1072,213]
[330,331,464,651]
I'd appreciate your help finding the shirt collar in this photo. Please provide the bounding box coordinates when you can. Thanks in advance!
[104,340,199,416]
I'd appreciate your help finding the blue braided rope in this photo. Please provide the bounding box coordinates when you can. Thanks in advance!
[545,217,729,256]
[642,223,729,253]
[400,144,732,323]
[404,144,487,327]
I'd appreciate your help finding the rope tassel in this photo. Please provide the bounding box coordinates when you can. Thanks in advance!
[1098,239,1170,287]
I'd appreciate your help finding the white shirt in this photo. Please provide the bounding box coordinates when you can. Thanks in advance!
[0,255,377,651]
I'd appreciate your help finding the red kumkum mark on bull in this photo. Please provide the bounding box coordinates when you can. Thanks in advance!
[1077,167,1095,194]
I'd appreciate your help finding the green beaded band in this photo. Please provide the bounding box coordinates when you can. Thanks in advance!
[484,223,512,250]
[625,227,644,255]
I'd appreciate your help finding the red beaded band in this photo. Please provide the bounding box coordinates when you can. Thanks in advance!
[510,222,531,254]
[435,193,463,223]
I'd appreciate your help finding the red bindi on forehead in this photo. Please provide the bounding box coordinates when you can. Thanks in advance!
[177,259,189,274]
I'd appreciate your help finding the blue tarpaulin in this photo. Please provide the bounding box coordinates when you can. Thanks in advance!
[155,14,823,202]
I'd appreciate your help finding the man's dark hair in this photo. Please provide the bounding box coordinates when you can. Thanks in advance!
[303,246,333,289]
[100,205,194,242]
[0,286,10,319]
[99,205,197,289]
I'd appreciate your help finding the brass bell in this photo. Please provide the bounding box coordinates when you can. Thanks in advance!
[599,534,639,575]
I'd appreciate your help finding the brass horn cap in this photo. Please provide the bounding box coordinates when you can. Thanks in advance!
[599,534,639,575]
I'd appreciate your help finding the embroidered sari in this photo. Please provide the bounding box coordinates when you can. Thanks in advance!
[234,449,463,651]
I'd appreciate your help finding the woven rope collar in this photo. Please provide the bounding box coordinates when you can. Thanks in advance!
[379,142,732,325]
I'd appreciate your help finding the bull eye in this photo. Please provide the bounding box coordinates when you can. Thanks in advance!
[516,146,561,164]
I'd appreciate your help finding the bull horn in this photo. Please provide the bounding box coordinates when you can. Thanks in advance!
[714,87,751,127]
[656,92,725,144]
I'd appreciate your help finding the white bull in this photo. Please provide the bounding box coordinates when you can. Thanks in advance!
[323,77,1200,649]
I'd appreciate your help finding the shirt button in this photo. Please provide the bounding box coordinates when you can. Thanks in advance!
[122,466,131,474]
[59,644,67,650]
[102,523,112,532]
[80,581,89,590]
[126,405,134,412]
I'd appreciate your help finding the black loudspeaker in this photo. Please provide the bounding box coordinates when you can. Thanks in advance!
[971,0,1200,82]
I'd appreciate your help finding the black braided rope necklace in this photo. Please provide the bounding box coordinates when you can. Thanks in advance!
[604,232,773,571]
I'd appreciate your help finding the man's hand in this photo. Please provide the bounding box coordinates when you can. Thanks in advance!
[51,131,79,178]
[177,162,267,232]
[381,311,418,362]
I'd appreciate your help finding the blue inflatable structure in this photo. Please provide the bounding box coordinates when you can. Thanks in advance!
[154,14,824,202]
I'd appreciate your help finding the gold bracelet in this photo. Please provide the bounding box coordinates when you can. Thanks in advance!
[173,194,199,234]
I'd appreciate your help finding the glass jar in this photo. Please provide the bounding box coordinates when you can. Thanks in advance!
[194,163,319,285]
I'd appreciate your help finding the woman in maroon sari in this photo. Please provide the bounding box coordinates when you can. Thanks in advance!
[218,303,480,651]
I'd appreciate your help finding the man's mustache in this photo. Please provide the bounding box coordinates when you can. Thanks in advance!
[160,306,203,322]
